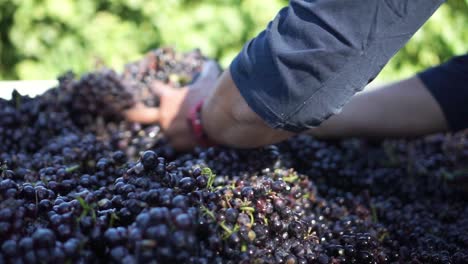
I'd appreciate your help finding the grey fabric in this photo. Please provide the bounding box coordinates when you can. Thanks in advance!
[230,0,445,132]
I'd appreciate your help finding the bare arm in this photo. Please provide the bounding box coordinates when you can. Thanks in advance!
[126,68,449,150]
[204,73,449,146]
[308,76,448,139]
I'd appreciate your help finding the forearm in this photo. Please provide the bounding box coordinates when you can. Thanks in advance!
[202,70,294,148]
[309,76,448,139]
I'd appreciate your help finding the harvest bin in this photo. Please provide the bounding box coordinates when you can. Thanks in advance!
[0,48,467,264]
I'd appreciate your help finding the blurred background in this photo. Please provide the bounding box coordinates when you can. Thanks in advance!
[0,0,467,83]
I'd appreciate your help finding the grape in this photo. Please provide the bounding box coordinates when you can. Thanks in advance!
[0,47,466,263]
[141,150,158,170]
[179,177,196,192]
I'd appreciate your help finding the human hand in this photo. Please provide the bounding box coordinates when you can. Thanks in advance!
[124,61,222,151]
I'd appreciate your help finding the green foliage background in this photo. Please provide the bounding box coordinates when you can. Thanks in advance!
[0,0,467,81]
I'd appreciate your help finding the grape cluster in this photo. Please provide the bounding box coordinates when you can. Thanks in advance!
[0,48,467,263]
[122,48,205,86]
[56,70,135,126]
[0,89,76,153]
[283,135,468,263]
[121,47,206,107]
[53,47,206,128]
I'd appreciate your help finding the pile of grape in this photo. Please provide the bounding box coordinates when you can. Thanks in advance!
[0,48,467,264]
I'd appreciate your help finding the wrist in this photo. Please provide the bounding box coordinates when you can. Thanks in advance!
[188,100,216,147]
[201,99,232,145]
[202,70,295,148]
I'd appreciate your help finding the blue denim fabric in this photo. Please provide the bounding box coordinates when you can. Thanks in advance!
[419,54,468,132]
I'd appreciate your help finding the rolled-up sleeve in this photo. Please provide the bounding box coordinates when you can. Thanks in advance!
[230,0,445,132]
[418,54,468,132]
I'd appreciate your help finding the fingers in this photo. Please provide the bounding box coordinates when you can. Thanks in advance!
[124,103,160,124]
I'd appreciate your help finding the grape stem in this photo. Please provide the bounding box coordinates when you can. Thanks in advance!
[202,167,216,190]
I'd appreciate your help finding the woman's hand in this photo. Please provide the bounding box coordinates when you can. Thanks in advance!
[124,61,221,151]
[126,60,294,150]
